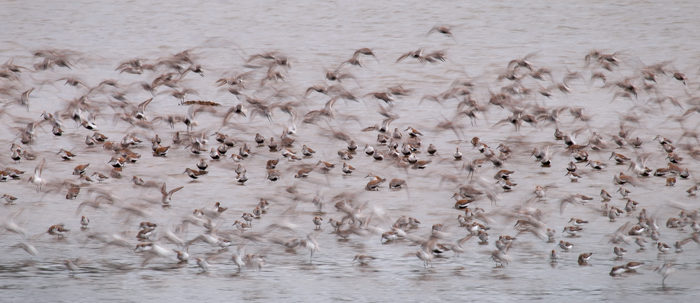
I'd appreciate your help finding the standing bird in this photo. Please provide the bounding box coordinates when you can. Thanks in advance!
[80,216,89,230]
[184,168,207,180]
[342,162,355,175]
[655,262,675,288]
[578,252,593,265]
[313,216,323,230]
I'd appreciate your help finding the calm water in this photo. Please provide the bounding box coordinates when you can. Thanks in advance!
[1,1,699,302]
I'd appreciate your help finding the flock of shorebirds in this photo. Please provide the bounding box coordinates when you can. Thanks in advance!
[1,25,699,287]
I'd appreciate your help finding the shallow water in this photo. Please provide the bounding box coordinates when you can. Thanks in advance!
[1,0,699,302]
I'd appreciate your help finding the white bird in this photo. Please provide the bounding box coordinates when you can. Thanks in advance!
[160,183,184,207]
[655,262,675,288]
[491,249,511,267]
[11,242,38,256]
[364,144,374,156]
[231,246,246,271]
[136,243,176,266]
[196,257,210,273]
[231,253,245,272]
[160,229,186,247]
[64,258,82,272]
[186,233,230,248]
[173,249,189,263]
[86,232,131,248]
[301,234,319,263]
[28,158,46,190]
[416,247,434,268]
[244,254,265,271]
[2,210,27,236]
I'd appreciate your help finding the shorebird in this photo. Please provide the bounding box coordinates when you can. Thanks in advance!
[491,249,510,268]
[613,246,627,259]
[610,265,627,276]
[28,158,46,190]
[160,183,184,207]
[302,145,316,157]
[428,25,455,38]
[657,242,671,253]
[209,148,221,160]
[688,184,698,196]
[653,262,675,288]
[152,145,170,157]
[494,169,514,180]
[610,152,631,164]
[452,193,474,209]
[80,216,89,230]
[417,247,434,268]
[72,163,89,176]
[92,132,108,142]
[364,144,375,156]
[613,172,635,185]
[563,226,583,237]
[617,186,631,198]
[569,218,589,226]
[108,156,126,168]
[301,234,319,263]
[196,159,208,170]
[666,177,676,186]
[586,160,607,170]
[625,261,644,272]
[195,258,210,273]
[294,167,313,178]
[549,249,558,264]
[353,254,376,266]
[184,168,207,180]
[497,179,517,191]
[546,229,556,243]
[365,175,386,191]
[389,178,407,190]
[578,253,593,265]
[173,250,189,264]
[453,147,463,160]
[48,224,70,238]
[342,162,355,175]
[57,149,76,161]
[265,159,279,170]
[252,205,262,218]
[316,161,335,172]
[559,240,574,251]
[426,143,437,155]
[1,194,17,205]
[267,169,280,181]
[236,171,248,184]
[396,48,425,63]
[313,216,323,230]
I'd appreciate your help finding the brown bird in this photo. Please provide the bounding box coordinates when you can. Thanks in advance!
[389,178,407,190]
[184,168,207,180]
[152,145,170,157]
[578,252,593,265]
[72,163,89,176]
[48,224,70,238]
[365,175,386,191]
[57,149,76,160]
[428,25,455,38]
